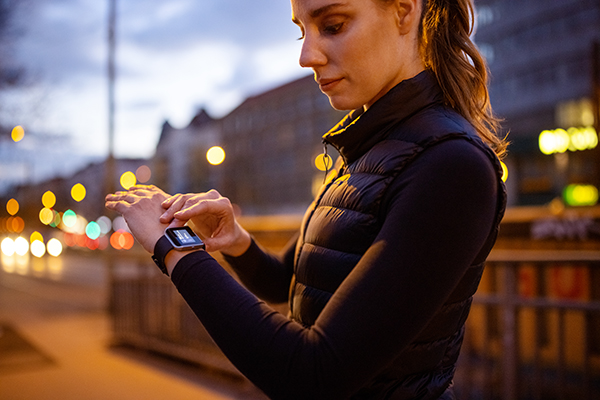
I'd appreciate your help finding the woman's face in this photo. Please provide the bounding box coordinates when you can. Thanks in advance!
[291,0,423,111]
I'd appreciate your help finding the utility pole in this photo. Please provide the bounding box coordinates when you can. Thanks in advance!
[106,0,117,315]
[106,0,116,197]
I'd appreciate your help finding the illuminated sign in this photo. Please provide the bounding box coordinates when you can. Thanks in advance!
[563,184,598,207]
[538,127,598,155]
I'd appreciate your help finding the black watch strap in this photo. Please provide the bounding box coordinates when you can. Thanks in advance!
[152,235,173,276]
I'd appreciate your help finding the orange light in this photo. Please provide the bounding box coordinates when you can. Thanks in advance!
[11,217,24,233]
[6,198,19,215]
[110,230,135,250]
[64,233,76,247]
[75,234,87,247]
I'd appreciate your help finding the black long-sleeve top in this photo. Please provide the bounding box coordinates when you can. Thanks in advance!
[170,135,499,399]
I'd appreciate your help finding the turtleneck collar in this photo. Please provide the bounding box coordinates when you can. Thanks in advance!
[322,70,444,165]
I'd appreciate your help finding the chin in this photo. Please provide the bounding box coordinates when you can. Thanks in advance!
[326,96,362,111]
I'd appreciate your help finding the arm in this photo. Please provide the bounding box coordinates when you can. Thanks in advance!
[165,140,500,399]
[222,233,298,303]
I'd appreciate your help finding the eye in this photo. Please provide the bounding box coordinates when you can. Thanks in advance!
[323,22,344,35]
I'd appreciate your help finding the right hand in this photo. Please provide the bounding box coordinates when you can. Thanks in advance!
[160,189,251,256]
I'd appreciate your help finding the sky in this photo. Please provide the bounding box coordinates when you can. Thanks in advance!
[1,0,309,159]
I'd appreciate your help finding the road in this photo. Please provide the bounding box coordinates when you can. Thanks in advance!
[0,249,268,400]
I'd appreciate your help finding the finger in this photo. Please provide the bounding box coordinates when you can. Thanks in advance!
[173,199,213,220]
[161,193,181,208]
[202,235,230,253]
[130,184,151,190]
[105,191,127,201]
[160,195,188,223]
[105,200,129,214]
[166,218,188,229]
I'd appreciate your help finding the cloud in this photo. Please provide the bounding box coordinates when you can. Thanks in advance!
[5,0,309,158]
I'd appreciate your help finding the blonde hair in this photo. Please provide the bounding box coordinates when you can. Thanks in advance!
[420,0,507,157]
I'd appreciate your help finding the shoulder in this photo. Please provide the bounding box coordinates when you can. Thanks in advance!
[411,137,498,186]
[382,137,499,215]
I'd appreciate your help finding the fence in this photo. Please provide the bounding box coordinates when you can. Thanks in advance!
[455,249,600,400]
[109,211,600,399]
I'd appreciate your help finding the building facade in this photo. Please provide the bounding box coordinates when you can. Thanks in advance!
[218,75,344,215]
[474,0,600,205]
[154,74,344,216]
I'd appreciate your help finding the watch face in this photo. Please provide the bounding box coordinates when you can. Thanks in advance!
[165,226,205,250]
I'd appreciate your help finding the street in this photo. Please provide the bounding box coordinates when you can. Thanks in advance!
[0,250,268,400]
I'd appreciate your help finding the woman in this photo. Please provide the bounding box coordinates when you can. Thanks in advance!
[106,0,507,398]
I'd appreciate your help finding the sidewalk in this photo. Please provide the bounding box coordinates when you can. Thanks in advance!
[0,271,268,400]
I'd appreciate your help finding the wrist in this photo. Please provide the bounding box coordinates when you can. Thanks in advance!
[221,228,251,257]
[164,249,200,276]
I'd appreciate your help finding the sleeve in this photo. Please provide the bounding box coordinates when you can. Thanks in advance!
[170,139,499,400]
[222,233,298,303]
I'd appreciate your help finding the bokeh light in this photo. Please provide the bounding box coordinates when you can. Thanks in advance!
[42,191,57,208]
[14,237,29,256]
[86,221,101,240]
[207,146,226,165]
[30,240,46,258]
[50,210,61,228]
[110,230,134,250]
[120,171,137,190]
[30,231,44,243]
[563,184,599,207]
[71,183,87,202]
[40,207,54,225]
[500,161,509,182]
[11,125,25,142]
[63,209,77,228]
[539,127,598,155]
[97,216,112,235]
[135,165,152,183]
[9,217,24,233]
[314,154,333,172]
[6,198,19,215]
[1,237,15,256]
[47,238,63,257]
[112,216,129,232]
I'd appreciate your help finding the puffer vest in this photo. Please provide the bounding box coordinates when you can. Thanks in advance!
[290,102,507,399]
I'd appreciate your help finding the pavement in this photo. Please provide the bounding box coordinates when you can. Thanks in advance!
[0,257,268,400]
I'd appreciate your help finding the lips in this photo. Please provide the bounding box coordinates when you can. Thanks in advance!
[318,77,343,92]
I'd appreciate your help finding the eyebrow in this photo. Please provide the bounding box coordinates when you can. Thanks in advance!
[292,2,348,25]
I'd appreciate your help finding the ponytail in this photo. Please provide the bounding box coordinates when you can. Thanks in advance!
[420,0,508,158]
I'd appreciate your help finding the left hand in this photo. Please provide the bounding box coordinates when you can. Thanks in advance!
[105,185,181,253]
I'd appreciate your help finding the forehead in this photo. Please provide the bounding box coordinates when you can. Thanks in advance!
[291,0,353,22]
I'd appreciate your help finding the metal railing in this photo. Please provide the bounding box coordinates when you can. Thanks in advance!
[455,249,600,400]
[109,213,600,399]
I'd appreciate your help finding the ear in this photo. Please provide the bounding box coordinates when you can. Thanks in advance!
[393,0,422,35]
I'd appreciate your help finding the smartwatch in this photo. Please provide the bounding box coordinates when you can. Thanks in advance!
[152,226,205,276]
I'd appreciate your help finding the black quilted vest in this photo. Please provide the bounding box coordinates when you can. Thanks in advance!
[290,71,507,399]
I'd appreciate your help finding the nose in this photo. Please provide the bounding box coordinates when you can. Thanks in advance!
[299,34,327,68]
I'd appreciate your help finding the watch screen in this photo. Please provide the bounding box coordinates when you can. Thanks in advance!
[165,226,204,248]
